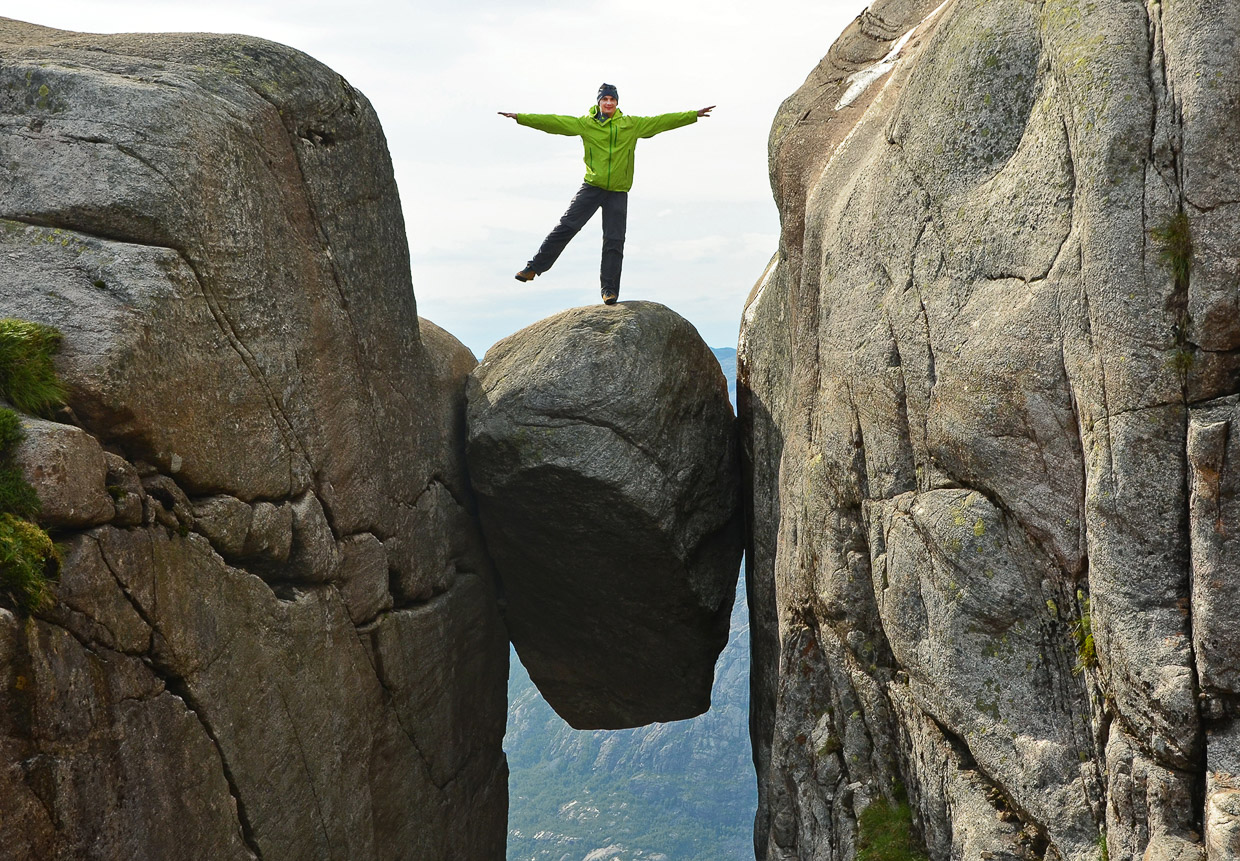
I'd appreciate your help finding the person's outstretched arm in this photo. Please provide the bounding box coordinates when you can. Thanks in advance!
[632,106,715,138]
[497,112,581,135]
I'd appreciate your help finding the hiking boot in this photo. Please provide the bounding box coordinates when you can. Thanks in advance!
[515,268,538,282]
[601,287,618,305]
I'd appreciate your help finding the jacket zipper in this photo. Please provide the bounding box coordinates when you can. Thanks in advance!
[607,122,616,188]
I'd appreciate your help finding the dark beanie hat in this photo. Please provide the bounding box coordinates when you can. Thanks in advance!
[597,83,619,102]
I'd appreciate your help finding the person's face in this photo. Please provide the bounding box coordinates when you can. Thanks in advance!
[599,95,618,117]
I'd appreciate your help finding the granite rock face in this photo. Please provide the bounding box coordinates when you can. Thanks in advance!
[0,17,505,860]
[740,1,1240,859]
[466,301,742,730]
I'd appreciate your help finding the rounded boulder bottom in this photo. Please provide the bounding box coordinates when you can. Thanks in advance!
[465,300,742,729]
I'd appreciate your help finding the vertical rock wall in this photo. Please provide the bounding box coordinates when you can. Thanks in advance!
[0,18,506,860]
[740,1,1240,859]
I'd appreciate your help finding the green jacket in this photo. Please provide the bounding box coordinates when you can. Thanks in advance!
[516,105,698,192]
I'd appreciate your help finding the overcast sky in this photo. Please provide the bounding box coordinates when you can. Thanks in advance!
[22,1,870,356]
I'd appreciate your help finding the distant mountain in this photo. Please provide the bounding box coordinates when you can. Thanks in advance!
[505,346,754,861]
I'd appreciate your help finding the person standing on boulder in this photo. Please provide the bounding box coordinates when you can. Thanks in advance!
[499,84,714,305]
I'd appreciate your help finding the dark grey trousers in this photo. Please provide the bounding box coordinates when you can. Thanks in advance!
[528,183,628,294]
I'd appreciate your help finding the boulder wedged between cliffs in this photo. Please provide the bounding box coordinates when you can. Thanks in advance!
[466,300,743,730]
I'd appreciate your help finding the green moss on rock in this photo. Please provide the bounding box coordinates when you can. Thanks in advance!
[1072,590,1096,674]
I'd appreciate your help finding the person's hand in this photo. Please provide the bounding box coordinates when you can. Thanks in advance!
[498,112,517,119]
[697,106,715,117]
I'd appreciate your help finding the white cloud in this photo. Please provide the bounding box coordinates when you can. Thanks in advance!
[634,232,777,264]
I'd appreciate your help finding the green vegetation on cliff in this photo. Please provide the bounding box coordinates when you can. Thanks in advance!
[0,318,67,416]
[0,513,58,612]
[1072,590,1096,675]
[0,318,64,612]
[1151,209,1192,291]
[0,409,39,519]
[857,796,928,861]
